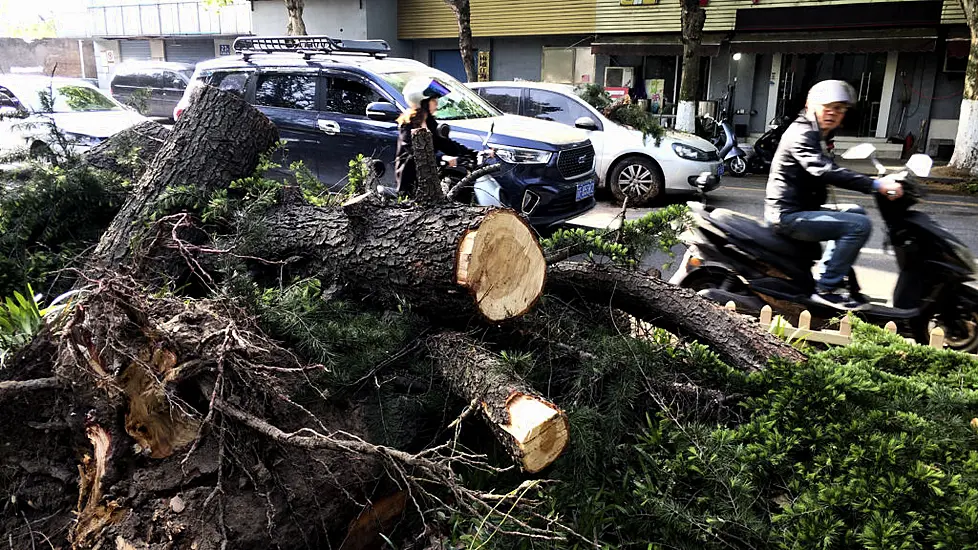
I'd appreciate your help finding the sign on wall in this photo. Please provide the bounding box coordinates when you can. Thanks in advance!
[105,50,115,63]
[219,44,231,56]
[620,0,659,5]
[478,51,490,82]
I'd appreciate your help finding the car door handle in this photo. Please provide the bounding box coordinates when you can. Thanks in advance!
[318,120,340,135]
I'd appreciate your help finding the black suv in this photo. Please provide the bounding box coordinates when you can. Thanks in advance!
[110,61,195,119]
[174,36,596,228]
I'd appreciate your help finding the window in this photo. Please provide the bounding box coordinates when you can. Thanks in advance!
[0,87,20,109]
[208,71,253,97]
[162,71,186,89]
[478,87,521,115]
[255,73,317,111]
[324,76,383,116]
[524,90,592,127]
[541,47,595,84]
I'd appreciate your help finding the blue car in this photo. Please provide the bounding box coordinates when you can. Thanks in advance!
[175,36,597,228]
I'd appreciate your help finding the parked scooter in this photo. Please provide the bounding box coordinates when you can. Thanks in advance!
[669,144,978,351]
[727,116,792,177]
[701,113,748,179]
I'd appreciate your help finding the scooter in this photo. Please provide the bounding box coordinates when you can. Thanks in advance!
[701,113,748,178]
[728,116,792,177]
[669,144,978,351]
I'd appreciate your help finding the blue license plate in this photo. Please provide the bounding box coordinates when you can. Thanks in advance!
[576,180,595,201]
[717,164,725,176]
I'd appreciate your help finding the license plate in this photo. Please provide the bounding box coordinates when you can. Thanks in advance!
[717,164,725,176]
[576,180,595,201]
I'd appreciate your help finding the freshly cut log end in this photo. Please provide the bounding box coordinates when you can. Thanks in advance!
[496,393,570,474]
[456,210,546,322]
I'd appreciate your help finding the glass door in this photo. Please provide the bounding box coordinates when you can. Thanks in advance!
[832,52,887,137]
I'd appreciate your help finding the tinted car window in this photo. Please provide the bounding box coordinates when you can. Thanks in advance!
[255,73,317,111]
[163,71,186,89]
[0,87,20,108]
[478,87,521,115]
[324,76,382,116]
[207,71,252,97]
[525,89,591,126]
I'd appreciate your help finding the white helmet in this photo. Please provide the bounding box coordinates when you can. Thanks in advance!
[807,80,855,106]
[403,76,450,109]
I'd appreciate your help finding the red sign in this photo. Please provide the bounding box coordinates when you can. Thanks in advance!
[606,87,629,99]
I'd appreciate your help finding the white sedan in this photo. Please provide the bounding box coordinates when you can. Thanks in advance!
[0,75,146,160]
[469,81,723,206]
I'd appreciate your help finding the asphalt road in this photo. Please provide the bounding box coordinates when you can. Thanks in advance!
[568,174,978,301]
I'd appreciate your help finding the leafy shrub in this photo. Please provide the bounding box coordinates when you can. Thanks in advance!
[578,84,665,145]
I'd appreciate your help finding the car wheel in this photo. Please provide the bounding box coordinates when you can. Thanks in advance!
[728,156,748,177]
[609,157,663,207]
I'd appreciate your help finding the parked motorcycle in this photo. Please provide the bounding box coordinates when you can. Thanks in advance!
[701,113,749,179]
[727,116,792,177]
[669,144,978,351]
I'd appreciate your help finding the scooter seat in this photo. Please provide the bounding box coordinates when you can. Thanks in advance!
[709,208,822,260]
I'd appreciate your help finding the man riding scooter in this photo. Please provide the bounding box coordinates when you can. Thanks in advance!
[766,79,906,310]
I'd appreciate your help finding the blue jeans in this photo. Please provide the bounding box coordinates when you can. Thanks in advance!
[776,205,872,292]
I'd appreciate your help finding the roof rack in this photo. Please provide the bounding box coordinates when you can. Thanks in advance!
[232,35,391,60]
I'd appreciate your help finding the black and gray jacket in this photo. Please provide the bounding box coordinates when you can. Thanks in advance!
[764,113,877,226]
[394,115,474,197]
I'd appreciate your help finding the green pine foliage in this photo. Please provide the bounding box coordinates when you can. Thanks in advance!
[578,84,666,146]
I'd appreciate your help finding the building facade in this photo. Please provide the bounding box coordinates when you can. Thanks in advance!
[398,0,970,159]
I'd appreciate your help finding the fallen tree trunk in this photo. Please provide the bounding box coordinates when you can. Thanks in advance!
[547,262,806,372]
[84,120,170,181]
[254,201,546,323]
[92,86,279,269]
[427,331,569,473]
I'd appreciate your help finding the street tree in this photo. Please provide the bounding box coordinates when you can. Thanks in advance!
[444,0,477,82]
[950,0,977,175]
[677,0,706,133]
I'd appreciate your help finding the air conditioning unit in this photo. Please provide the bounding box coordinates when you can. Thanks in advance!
[604,66,634,88]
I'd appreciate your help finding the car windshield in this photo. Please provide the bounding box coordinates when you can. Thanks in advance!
[380,71,499,121]
[25,84,121,113]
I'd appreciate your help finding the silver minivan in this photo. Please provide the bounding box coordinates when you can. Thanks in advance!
[110,61,194,119]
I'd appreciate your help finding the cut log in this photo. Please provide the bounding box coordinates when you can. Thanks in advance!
[256,203,545,323]
[546,262,806,372]
[92,85,279,268]
[410,127,444,203]
[84,120,170,181]
[427,331,569,473]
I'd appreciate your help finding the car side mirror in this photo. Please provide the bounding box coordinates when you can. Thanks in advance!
[841,143,877,160]
[906,154,933,178]
[575,117,598,131]
[437,123,451,139]
[365,101,400,122]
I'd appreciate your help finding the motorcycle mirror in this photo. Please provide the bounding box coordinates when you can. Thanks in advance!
[841,143,877,160]
[906,154,933,178]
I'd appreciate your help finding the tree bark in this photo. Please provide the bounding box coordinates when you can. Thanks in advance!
[546,262,806,372]
[284,0,307,35]
[411,127,445,202]
[255,202,546,323]
[444,0,477,82]
[427,332,569,473]
[950,1,978,175]
[84,120,170,182]
[91,86,279,270]
[677,0,706,133]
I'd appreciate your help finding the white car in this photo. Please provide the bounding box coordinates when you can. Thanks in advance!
[0,75,147,159]
[469,81,723,206]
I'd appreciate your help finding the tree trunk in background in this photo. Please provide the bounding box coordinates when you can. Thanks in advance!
[950,0,977,176]
[444,0,477,82]
[677,0,706,133]
[285,0,307,36]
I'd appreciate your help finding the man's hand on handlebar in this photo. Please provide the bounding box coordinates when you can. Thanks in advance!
[877,174,904,200]
[442,155,458,168]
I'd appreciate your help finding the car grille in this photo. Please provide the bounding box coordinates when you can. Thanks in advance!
[556,144,595,180]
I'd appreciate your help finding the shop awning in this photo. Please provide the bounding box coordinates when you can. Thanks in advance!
[591,33,726,57]
[729,28,938,54]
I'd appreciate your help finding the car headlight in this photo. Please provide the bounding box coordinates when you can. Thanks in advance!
[64,133,103,147]
[490,144,552,165]
[672,143,712,162]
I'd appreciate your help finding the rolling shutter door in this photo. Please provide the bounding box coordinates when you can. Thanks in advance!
[164,39,215,64]
[119,40,152,61]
